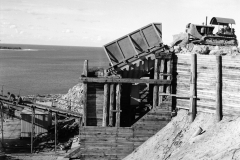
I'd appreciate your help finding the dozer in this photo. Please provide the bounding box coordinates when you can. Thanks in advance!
[186,17,238,46]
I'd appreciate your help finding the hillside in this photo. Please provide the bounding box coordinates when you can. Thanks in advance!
[124,109,240,160]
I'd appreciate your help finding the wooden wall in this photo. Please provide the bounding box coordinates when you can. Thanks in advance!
[87,83,104,126]
[70,124,170,160]
[67,104,172,160]
[175,54,240,116]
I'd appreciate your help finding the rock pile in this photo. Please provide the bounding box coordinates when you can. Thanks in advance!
[55,67,105,114]
[56,83,84,114]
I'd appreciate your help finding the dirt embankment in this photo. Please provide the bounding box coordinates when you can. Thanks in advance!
[124,109,240,160]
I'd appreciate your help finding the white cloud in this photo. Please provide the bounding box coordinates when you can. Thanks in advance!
[62,29,72,33]
[9,25,16,28]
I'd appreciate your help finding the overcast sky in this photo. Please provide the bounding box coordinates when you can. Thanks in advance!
[0,0,239,47]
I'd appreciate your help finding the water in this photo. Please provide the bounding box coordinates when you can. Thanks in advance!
[0,44,109,96]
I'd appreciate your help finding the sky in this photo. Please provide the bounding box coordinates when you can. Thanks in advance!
[0,0,239,47]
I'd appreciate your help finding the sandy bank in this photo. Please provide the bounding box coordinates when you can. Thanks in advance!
[124,109,240,160]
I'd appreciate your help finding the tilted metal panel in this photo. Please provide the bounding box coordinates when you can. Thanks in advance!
[104,23,162,66]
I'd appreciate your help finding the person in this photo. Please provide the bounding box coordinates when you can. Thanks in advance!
[17,95,23,105]
[7,92,17,119]
[7,92,16,103]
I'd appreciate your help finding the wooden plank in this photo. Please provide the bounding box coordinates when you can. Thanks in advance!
[79,77,171,84]
[158,59,165,106]
[153,59,159,108]
[109,84,115,126]
[116,84,121,127]
[83,60,88,126]
[102,84,109,127]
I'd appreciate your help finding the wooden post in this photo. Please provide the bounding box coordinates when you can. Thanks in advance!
[102,84,109,127]
[166,59,172,111]
[0,102,4,145]
[158,59,164,106]
[55,113,58,152]
[216,55,222,121]
[190,54,197,122]
[116,84,121,127]
[51,98,54,107]
[109,84,115,126]
[153,59,159,108]
[82,60,88,126]
[31,106,35,154]
[79,117,82,141]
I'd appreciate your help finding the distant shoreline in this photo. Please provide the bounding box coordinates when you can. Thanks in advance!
[0,46,22,50]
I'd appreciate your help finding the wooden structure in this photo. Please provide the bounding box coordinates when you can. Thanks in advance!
[65,22,174,160]
[20,108,52,138]
[175,54,240,117]
[66,52,173,159]
[0,96,82,154]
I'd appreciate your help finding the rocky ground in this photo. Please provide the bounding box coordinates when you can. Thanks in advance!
[123,109,240,160]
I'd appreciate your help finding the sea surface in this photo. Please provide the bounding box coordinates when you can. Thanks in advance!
[0,44,109,96]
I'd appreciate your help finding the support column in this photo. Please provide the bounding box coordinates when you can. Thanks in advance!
[158,59,165,106]
[79,117,82,141]
[116,84,121,127]
[216,55,222,121]
[0,102,4,145]
[82,60,88,126]
[102,84,109,127]
[190,54,197,122]
[55,113,58,152]
[153,59,159,108]
[109,84,115,126]
[31,106,35,154]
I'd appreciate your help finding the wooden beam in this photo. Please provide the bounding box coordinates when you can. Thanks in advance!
[0,102,4,145]
[116,84,121,127]
[82,60,88,126]
[109,84,115,127]
[159,93,197,98]
[79,117,82,140]
[31,106,35,154]
[158,59,165,106]
[216,55,222,122]
[79,77,171,84]
[0,96,82,118]
[102,84,109,127]
[55,113,58,152]
[153,59,159,109]
[190,54,197,122]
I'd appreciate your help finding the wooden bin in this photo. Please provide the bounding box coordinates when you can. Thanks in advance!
[20,108,52,138]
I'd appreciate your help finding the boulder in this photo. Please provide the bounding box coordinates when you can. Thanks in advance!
[192,45,209,54]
